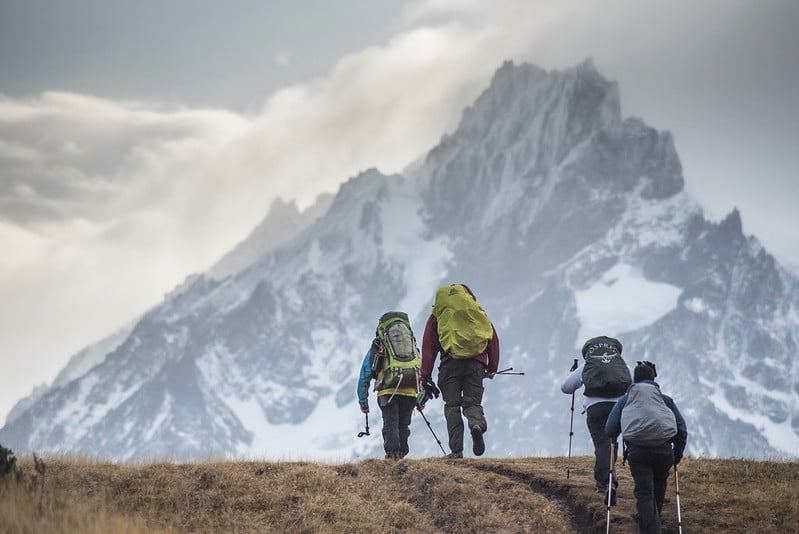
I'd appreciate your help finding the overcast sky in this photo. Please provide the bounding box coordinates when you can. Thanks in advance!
[1,0,797,425]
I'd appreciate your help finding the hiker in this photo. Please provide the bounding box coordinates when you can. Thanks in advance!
[605,361,688,534]
[561,336,631,504]
[357,311,422,459]
[421,284,499,458]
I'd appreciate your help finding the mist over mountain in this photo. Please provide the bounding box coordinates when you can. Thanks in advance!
[2,59,796,461]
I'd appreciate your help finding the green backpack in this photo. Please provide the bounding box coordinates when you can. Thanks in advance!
[369,312,421,393]
[432,285,493,358]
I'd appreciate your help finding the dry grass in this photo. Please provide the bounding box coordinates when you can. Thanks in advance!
[1,455,797,533]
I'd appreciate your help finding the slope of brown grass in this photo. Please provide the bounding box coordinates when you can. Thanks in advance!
[2,455,797,533]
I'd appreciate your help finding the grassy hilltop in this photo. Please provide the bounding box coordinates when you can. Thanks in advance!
[1,455,798,533]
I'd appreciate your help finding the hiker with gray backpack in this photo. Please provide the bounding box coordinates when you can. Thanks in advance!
[605,361,688,534]
[561,336,632,505]
[421,284,500,458]
[357,311,422,459]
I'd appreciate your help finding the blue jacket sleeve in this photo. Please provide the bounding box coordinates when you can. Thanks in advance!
[356,350,373,407]
[664,395,688,456]
[604,395,628,440]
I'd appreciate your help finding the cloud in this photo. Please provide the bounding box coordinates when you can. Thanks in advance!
[0,14,524,417]
[275,51,291,67]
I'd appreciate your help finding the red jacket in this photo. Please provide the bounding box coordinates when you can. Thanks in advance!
[420,285,500,380]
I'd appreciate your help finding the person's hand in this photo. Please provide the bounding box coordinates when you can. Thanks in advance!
[486,372,495,379]
[360,405,369,414]
[422,377,440,399]
[673,450,683,465]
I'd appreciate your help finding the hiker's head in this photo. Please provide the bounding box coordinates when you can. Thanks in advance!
[636,360,657,378]
[634,362,656,382]
[581,336,623,358]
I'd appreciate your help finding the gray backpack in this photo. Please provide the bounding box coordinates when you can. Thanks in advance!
[621,383,678,447]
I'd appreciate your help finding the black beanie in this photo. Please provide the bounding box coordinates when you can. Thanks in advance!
[634,363,656,382]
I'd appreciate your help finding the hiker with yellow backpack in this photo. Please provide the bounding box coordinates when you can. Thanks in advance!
[421,284,500,458]
[357,311,422,459]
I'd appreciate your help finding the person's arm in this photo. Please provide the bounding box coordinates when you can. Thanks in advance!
[664,395,688,462]
[561,367,583,394]
[420,314,440,381]
[604,396,627,440]
[485,325,500,377]
[356,350,373,412]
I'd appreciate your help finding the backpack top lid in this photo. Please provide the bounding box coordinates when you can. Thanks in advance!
[581,336,623,358]
[376,311,410,335]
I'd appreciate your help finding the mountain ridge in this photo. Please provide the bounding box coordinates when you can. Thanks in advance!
[2,59,796,461]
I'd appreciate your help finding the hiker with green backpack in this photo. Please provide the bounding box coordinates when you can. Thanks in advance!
[605,361,688,534]
[357,311,422,460]
[421,284,500,458]
[561,336,632,504]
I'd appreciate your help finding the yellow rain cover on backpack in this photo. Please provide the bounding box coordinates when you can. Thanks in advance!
[432,285,493,358]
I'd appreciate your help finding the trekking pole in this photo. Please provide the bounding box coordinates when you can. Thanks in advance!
[606,441,615,534]
[675,463,683,534]
[357,413,370,437]
[495,367,525,376]
[567,358,578,480]
[416,407,448,456]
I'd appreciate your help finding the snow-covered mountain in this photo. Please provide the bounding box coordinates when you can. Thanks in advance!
[2,59,797,461]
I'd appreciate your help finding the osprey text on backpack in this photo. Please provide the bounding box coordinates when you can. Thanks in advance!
[580,336,632,398]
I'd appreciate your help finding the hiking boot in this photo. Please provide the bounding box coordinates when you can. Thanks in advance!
[446,451,463,459]
[385,451,403,460]
[471,426,485,456]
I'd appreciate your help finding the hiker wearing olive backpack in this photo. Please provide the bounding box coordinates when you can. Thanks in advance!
[605,361,688,534]
[561,336,631,504]
[357,312,422,459]
[421,284,500,458]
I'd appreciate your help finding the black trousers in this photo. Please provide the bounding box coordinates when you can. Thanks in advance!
[437,358,486,455]
[627,447,673,534]
[586,402,618,489]
[378,394,416,457]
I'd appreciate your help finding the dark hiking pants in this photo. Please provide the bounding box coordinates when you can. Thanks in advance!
[437,358,486,455]
[627,447,673,534]
[378,394,416,457]
[586,402,618,490]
